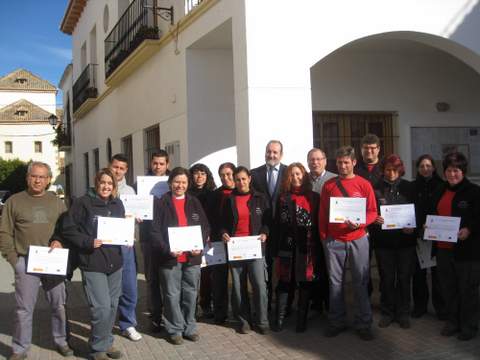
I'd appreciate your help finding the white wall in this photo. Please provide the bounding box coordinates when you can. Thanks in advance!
[0,91,56,113]
[0,124,59,178]
[310,40,480,177]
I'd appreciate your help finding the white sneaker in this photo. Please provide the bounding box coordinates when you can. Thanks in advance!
[122,326,142,341]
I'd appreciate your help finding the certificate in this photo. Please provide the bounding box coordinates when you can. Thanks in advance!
[329,197,366,224]
[120,194,153,220]
[227,236,262,261]
[168,225,204,252]
[380,204,416,230]
[201,242,227,267]
[137,176,169,198]
[27,246,69,276]
[423,215,461,243]
[416,239,436,269]
[97,217,135,246]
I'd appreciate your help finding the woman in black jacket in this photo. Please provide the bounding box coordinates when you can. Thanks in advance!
[273,163,320,333]
[411,154,445,319]
[188,163,216,318]
[429,152,480,341]
[371,155,416,329]
[60,168,125,360]
[221,166,270,334]
[150,167,210,345]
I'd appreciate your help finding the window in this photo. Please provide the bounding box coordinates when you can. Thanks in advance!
[84,152,90,189]
[34,141,42,153]
[14,109,28,117]
[93,148,100,173]
[165,141,180,168]
[144,125,160,172]
[312,112,395,171]
[106,138,112,162]
[121,135,134,185]
[14,77,27,84]
[103,4,109,33]
[5,141,12,153]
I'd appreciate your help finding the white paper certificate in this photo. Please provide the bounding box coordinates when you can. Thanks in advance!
[97,217,135,246]
[329,197,366,224]
[202,242,227,267]
[227,236,262,261]
[120,194,153,220]
[27,246,69,276]
[416,239,436,269]
[168,225,204,252]
[380,204,416,230]
[423,215,461,243]
[137,176,169,198]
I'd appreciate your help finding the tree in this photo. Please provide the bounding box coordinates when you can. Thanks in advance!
[0,158,28,193]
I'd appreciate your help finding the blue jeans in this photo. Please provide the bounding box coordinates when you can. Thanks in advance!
[118,246,138,331]
[324,235,372,329]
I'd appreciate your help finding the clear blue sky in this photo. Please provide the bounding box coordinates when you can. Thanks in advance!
[0,0,71,106]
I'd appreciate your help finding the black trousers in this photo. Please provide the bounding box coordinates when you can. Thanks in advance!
[211,263,229,321]
[412,258,444,316]
[141,242,163,324]
[375,247,416,319]
[436,249,480,334]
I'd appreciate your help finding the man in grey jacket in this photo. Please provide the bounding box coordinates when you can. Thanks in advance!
[308,148,336,194]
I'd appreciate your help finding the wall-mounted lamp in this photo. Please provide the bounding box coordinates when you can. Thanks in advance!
[436,102,450,112]
[144,4,174,26]
[48,114,58,130]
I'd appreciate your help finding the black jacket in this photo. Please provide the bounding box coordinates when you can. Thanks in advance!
[355,160,383,189]
[412,172,443,228]
[220,190,270,256]
[370,178,416,249]
[150,192,210,266]
[60,191,124,274]
[430,178,480,261]
[205,186,234,242]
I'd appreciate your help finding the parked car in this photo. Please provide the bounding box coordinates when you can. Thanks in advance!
[48,184,65,199]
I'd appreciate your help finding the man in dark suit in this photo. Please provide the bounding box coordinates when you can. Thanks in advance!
[251,140,287,310]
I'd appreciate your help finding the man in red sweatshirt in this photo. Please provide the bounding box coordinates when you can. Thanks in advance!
[320,146,377,341]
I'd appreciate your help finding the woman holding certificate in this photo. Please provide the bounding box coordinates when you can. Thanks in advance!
[371,155,416,330]
[221,166,270,335]
[430,152,480,341]
[150,167,210,345]
[273,163,321,333]
[60,168,125,360]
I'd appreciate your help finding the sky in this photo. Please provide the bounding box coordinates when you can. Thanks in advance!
[0,0,71,106]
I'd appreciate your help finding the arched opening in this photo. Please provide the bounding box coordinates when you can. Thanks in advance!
[310,32,480,179]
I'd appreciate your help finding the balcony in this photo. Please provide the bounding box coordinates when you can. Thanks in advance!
[73,63,98,113]
[104,0,162,78]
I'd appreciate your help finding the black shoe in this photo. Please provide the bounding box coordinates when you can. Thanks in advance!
[324,325,346,337]
[106,347,123,359]
[150,321,162,333]
[256,325,269,335]
[378,316,393,328]
[411,309,426,318]
[214,317,227,325]
[238,322,251,334]
[398,317,411,329]
[183,333,200,342]
[457,331,476,341]
[356,328,374,341]
[437,313,448,321]
[440,323,459,337]
[56,344,74,357]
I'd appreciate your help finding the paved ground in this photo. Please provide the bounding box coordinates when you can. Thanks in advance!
[1,252,480,360]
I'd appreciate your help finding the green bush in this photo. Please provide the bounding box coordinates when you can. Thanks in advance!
[0,158,28,193]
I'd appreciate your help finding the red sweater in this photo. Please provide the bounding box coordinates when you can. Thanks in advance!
[172,196,188,263]
[319,176,377,241]
[436,190,455,250]
[234,194,251,237]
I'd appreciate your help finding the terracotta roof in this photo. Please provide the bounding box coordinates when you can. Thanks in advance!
[0,99,55,123]
[0,69,56,91]
[60,0,87,35]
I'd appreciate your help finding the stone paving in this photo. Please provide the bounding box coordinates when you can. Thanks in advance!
[1,253,480,360]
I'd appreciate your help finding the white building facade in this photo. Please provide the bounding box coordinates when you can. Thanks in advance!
[61,0,480,196]
[0,69,61,180]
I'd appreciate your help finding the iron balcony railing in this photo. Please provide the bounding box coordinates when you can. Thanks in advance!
[104,0,161,78]
[73,63,98,112]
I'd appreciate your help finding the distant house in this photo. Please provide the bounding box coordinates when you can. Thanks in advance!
[0,69,62,181]
[60,0,480,195]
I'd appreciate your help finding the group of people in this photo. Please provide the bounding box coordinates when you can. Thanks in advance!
[1,134,479,360]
